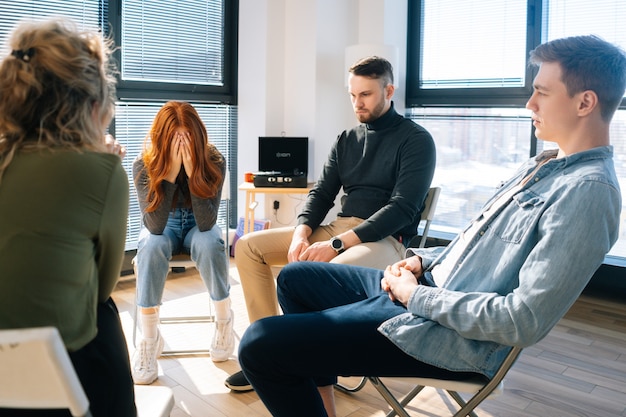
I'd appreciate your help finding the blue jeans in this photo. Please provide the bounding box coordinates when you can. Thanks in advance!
[135,208,229,307]
[238,262,477,417]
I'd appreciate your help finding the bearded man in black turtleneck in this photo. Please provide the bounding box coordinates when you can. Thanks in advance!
[226,55,436,392]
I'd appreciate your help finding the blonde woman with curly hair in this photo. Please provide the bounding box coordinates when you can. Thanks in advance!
[0,18,135,416]
[132,101,234,385]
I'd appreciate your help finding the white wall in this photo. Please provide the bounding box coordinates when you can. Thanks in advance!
[237,0,408,227]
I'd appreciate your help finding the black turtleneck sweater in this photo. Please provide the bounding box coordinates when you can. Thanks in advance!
[298,103,436,243]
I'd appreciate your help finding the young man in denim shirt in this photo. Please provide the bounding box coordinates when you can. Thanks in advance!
[238,36,626,417]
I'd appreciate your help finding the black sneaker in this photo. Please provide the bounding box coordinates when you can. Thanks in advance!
[225,370,253,392]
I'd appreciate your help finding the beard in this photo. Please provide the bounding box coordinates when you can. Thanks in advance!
[355,99,387,123]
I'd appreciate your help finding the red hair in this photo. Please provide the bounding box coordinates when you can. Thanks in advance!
[142,101,224,212]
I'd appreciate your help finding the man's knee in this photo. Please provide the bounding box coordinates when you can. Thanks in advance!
[278,262,306,280]
[276,262,319,292]
[239,317,283,368]
[234,232,259,259]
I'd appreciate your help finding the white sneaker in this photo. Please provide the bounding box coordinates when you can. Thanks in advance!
[210,309,235,362]
[132,331,164,385]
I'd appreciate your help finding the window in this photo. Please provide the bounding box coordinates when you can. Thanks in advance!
[420,0,527,90]
[407,0,536,107]
[121,1,224,86]
[0,1,106,39]
[407,0,626,262]
[410,108,533,234]
[109,0,238,250]
[113,0,238,103]
[542,0,626,50]
[0,0,239,251]
[606,110,626,262]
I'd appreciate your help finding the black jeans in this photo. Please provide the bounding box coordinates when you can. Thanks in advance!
[0,298,136,417]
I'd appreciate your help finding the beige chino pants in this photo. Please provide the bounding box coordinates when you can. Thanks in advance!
[234,216,405,323]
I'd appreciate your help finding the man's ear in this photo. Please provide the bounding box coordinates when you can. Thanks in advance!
[578,90,598,116]
[385,83,395,100]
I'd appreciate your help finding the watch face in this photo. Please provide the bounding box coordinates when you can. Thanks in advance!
[331,237,343,250]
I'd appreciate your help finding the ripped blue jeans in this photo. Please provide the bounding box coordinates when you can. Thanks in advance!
[135,208,229,307]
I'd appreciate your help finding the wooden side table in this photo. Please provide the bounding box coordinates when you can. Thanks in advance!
[238,182,314,234]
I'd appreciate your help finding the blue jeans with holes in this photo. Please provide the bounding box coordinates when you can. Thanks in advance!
[135,208,229,307]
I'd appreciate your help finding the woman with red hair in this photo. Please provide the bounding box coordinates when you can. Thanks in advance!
[132,101,234,385]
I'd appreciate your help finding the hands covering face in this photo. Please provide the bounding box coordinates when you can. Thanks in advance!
[168,130,194,180]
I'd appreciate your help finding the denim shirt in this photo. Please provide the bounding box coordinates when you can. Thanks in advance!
[378,146,621,378]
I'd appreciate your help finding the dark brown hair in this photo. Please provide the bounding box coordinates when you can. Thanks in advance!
[349,56,394,86]
[530,35,626,122]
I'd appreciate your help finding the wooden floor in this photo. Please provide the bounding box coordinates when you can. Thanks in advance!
[112,259,626,417]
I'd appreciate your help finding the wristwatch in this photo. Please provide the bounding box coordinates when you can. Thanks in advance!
[330,236,345,254]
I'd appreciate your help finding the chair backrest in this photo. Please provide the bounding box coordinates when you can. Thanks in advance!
[0,326,176,417]
[0,326,91,417]
[221,169,231,248]
[416,186,441,248]
[221,168,231,201]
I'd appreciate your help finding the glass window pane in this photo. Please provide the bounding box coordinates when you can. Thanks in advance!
[544,0,626,45]
[544,0,626,259]
[421,0,528,89]
[408,108,532,234]
[544,0,626,99]
[607,110,626,260]
[0,0,104,42]
[0,1,238,253]
[121,0,224,85]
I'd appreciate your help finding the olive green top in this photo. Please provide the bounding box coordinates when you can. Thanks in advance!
[0,150,129,351]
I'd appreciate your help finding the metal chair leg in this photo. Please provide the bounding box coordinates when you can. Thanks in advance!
[367,377,416,417]
[334,376,368,393]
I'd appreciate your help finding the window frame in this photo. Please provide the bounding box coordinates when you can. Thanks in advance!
[407,0,626,110]
[406,0,626,265]
[406,0,539,108]
[107,0,238,104]
[105,0,239,247]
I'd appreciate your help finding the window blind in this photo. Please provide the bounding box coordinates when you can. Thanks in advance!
[543,0,626,98]
[121,0,224,86]
[0,0,106,43]
[543,0,626,259]
[0,0,238,252]
[420,0,528,89]
[409,0,626,261]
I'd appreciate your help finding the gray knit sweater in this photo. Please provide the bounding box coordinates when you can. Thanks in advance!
[133,151,225,234]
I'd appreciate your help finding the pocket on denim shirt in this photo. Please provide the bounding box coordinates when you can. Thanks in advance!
[490,190,544,244]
